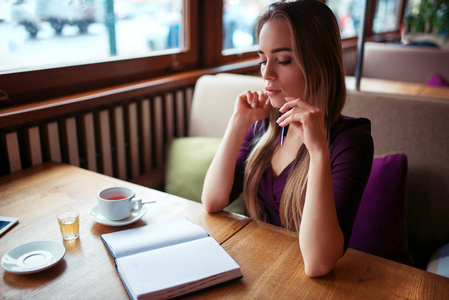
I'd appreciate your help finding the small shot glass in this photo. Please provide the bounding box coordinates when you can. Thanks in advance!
[57,210,80,241]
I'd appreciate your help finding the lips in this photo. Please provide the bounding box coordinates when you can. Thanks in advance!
[265,87,281,96]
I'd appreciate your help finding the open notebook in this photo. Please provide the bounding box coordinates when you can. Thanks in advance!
[101,217,242,299]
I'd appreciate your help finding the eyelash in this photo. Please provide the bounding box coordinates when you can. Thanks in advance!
[258,59,292,66]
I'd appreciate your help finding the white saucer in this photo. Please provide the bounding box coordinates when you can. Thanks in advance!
[88,205,147,226]
[1,241,66,274]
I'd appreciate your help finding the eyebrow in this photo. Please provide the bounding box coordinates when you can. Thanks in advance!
[257,47,293,55]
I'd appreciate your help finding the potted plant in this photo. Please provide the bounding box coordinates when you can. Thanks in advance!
[403,0,449,47]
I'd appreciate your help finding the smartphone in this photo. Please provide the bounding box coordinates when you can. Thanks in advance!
[0,216,19,236]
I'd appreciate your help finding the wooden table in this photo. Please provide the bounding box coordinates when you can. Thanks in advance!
[345,76,449,99]
[196,221,449,299]
[1,163,449,299]
[0,162,250,299]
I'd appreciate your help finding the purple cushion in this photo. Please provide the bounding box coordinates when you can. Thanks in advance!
[425,73,449,87]
[349,153,411,265]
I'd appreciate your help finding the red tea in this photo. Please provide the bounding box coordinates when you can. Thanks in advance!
[106,196,126,200]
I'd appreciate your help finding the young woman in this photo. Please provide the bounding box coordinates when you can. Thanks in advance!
[202,0,373,277]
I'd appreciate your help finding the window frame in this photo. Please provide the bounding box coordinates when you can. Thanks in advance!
[372,0,406,35]
[0,0,199,106]
[199,0,259,68]
[201,0,405,68]
[0,0,408,107]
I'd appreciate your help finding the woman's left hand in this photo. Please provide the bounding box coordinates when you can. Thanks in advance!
[277,97,328,153]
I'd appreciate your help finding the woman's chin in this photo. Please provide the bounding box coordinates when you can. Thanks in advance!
[269,97,286,109]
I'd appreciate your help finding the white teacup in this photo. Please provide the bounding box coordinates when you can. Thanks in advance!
[98,187,142,220]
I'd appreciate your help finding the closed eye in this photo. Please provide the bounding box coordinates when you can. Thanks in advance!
[259,59,291,66]
[279,59,292,65]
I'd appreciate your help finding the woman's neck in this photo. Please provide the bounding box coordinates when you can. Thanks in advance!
[271,126,303,178]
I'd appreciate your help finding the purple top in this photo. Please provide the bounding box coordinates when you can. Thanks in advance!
[229,116,374,251]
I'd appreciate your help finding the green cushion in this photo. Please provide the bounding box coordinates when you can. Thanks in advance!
[165,136,246,215]
[165,137,222,203]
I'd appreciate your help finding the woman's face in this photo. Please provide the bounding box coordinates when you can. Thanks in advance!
[258,20,306,108]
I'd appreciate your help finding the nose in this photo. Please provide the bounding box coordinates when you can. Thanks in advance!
[261,62,276,81]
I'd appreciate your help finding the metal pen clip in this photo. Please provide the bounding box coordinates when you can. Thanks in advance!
[279,107,291,146]
[280,125,289,146]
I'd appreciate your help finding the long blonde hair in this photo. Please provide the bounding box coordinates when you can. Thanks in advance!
[243,0,346,231]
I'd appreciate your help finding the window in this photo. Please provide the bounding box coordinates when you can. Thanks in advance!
[1,0,408,106]
[404,0,422,15]
[326,0,364,39]
[222,0,275,55]
[373,0,401,33]
[1,0,198,105]
[1,0,185,73]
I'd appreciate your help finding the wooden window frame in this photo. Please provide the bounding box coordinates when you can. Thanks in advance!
[0,0,199,107]
[0,0,407,108]
[200,0,405,69]
[199,0,259,69]
[361,0,405,39]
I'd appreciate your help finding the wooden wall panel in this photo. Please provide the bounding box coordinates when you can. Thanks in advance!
[0,71,246,183]
[46,122,62,163]
[175,90,186,137]
[185,87,193,133]
[343,46,358,76]
[98,109,113,177]
[64,117,80,167]
[127,102,140,179]
[27,126,42,166]
[113,106,127,180]
[5,132,21,173]
[1,81,197,179]
[83,113,97,172]
[140,99,152,173]
[164,93,175,144]
[153,96,164,167]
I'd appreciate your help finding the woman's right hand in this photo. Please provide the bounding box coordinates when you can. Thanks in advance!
[234,91,271,126]
[202,90,270,213]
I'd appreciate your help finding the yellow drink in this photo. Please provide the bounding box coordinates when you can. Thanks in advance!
[57,211,80,240]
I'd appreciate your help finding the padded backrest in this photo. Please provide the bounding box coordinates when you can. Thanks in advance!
[363,42,449,83]
[189,73,264,137]
[343,90,449,267]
